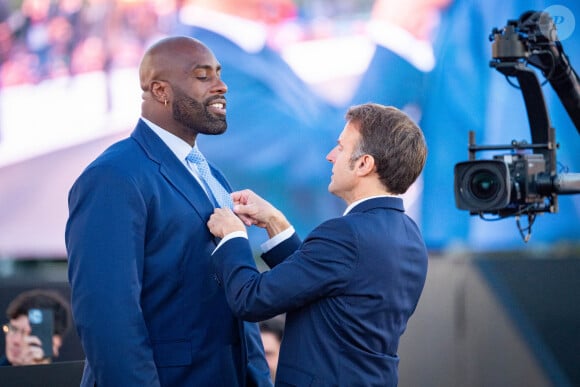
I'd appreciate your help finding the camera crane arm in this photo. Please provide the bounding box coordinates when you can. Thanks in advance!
[453,10,580,242]
[521,11,580,135]
[488,10,580,198]
[491,10,580,135]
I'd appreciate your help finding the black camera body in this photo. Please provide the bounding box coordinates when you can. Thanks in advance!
[455,154,547,215]
[454,10,580,236]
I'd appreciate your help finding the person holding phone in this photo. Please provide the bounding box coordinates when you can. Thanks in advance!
[1,289,71,366]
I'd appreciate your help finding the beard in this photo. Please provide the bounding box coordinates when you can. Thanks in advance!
[172,88,227,135]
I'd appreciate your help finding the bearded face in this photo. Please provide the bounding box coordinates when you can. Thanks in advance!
[172,85,227,136]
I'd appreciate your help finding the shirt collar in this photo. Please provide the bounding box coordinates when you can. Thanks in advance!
[141,117,194,161]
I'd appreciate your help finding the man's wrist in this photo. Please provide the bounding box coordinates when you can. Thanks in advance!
[261,226,295,253]
[265,210,291,238]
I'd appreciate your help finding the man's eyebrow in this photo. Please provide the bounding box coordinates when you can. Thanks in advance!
[191,64,222,71]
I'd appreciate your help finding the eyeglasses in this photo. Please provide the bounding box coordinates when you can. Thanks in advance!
[2,323,30,337]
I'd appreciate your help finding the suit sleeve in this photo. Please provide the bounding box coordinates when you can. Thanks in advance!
[65,165,160,386]
[261,232,302,268]
[213,218,357,322]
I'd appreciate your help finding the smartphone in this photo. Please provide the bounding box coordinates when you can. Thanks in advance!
[28,308,54,358]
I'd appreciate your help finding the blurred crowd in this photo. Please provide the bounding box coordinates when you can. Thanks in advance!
[0,0,372,87]
[0,0,182,86]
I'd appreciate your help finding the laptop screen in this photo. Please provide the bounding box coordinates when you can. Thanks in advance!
[0,360,84,387]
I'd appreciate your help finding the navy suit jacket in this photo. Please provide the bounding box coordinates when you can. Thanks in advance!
[213,197,428,386]
[65,120,271,386]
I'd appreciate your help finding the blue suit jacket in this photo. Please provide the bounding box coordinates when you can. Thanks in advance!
[65,120,271,387]
[213,197,428,386]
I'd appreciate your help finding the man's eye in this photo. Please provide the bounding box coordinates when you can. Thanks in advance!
[193,71,209,80]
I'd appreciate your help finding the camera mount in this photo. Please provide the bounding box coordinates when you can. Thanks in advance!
[454,10,580,242]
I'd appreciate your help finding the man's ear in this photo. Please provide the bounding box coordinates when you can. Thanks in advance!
[356,154,376,176]
[150,80,170,104]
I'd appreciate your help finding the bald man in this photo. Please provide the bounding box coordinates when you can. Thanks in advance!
[66,36,272,387]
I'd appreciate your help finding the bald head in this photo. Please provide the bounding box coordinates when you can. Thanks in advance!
[139,36,211,92]
[138,36,228,145]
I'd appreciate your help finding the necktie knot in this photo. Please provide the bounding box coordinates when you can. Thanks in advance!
[186,147,206,166]
[186,147,233,209]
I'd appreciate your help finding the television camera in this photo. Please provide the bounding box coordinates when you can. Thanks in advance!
[454,10,580,241]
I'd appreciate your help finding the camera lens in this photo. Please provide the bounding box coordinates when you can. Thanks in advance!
[454,159,510,211]
[470,170,500,200]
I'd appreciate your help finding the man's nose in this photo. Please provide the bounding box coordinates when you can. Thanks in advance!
[212,78,228,94]
[326,149,335,162]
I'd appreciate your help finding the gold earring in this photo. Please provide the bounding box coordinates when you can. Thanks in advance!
[164,99,167,107]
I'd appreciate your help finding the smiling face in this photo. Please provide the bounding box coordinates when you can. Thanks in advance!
[171,82,226,136]
[326,120,363,203]
[139,37,229,144]
[169,44,228,136]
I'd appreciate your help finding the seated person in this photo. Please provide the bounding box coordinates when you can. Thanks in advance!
[1,289,71,366]
[259,314,285,382]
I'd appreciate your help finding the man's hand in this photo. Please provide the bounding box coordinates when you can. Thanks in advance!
[231,189,277,227]
[232,189,291,238]
[11,335,50,365]
[207,208,246,238]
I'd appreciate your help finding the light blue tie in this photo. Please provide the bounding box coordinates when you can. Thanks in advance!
[186,147,233,209]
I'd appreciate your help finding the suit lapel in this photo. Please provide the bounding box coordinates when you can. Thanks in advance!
[130,120,215,220]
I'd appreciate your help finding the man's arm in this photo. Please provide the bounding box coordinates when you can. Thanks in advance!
[66,166,160,386]
[209,217,357,322]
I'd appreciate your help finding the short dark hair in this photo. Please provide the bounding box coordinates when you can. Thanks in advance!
[6,289,72,337]
[259,315,285,342]
[346,103,427,194]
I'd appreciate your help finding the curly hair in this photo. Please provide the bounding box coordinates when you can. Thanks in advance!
[6,289,72,337]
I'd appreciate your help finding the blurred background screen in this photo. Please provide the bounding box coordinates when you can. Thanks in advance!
[0,0,578,259]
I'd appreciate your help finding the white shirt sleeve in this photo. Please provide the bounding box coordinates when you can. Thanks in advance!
[260,226,296,253]
[213,230,248,254]
[212,226,296,255]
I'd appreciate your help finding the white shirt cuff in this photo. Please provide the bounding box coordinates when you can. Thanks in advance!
[213,230,248,253]
[260,226,295,253]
